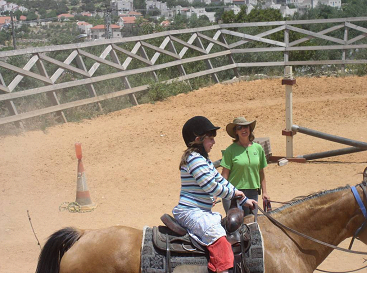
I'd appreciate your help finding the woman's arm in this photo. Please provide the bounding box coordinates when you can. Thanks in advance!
[221,167,230,180]
[260,168,270,200]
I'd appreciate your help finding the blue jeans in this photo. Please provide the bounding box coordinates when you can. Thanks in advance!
[223,189,259,216]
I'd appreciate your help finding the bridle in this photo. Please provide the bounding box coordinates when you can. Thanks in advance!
[348,183,367,250]
[255,182,367,256]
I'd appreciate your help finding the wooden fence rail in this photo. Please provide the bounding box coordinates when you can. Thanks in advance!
[0,17,367,131]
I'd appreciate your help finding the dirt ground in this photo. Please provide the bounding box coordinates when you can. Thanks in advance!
[0,75,366,273]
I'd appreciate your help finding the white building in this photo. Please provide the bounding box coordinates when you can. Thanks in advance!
[224,5,241,15]
[90,24,122,40]
[111,0,134,14]
[146,0,168,12]
[318,0,341,8]
[184,7,216,22]
[77,21,93,39]
[286,0,340,8]
[280,5,298,17]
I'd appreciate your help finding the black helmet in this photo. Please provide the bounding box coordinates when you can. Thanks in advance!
[182,116,220,147]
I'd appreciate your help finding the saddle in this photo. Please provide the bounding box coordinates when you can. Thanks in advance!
[154,207,251,273]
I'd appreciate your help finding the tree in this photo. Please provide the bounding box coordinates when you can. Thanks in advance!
[0,30,11,45]
[134,0,146,13]
[56,2,69,15]
[171,13,188,30]
[13,10,23,20]
[221,10,236,23]
[26,11,38,21]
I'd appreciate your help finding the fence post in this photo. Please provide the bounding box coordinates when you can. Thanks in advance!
[342,22,349,74]
[282,66,296,158]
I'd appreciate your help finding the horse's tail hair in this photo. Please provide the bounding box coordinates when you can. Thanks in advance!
[36,227,82,273]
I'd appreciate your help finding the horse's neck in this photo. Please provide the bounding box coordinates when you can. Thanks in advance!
[275,187,358,251]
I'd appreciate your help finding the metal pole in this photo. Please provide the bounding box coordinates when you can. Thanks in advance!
[292,125,367,149]
[297,147,365,161]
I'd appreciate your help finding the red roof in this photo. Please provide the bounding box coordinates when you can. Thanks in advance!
[77,21,91,26]
[160,20,170,27]
[121,16,135,24]
[91,24,120,30]
[128,11,142,16]
[0,16,13,24]
[58,13,74,18]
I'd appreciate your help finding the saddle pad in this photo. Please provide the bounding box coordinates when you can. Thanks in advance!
[140,223,265,273]
[141,226,208,273]
[243,222,265,273]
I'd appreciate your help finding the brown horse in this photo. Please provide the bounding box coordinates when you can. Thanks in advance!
[36,182,367,273]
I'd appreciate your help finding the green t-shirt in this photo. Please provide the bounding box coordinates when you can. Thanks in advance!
[220,142,267,189]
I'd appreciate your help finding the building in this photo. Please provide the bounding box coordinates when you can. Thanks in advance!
[127,11,142,17]
[160,20,170,27]
[318,0,341,8]
[224,5,241,15]
[183,7,216,22]
[77,21,93,39]
[57,13,74,21]
[146,0,168,15]
[117,16,136,29]
[286,0,340,8]
[90,24,121,40]
[81,12,93,17]
[0,15,13,30]
[111,0,134,14]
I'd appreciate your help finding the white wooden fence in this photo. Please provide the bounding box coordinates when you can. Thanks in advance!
[0,17,366,131]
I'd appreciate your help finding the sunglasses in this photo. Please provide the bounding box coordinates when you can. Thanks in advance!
[235,125,250,130]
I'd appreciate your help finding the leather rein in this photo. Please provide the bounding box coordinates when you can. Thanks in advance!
[255,183,367,256]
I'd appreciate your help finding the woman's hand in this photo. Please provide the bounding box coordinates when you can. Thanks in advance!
[262,192,270,201]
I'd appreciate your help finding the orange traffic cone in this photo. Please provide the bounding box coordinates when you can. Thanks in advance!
[75,143,97,211]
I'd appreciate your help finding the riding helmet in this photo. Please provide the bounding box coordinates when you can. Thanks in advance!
[182,116,220,147]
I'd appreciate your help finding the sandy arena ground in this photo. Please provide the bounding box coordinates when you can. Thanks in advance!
[0,76,366,273]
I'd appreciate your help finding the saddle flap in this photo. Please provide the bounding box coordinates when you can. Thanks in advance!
[152,226,206,255]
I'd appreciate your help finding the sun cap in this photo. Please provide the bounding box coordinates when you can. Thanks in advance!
[226,117,256,138]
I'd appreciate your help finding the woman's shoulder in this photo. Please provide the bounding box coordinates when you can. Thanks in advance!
[224,142,238,151]
[252,142,265,151]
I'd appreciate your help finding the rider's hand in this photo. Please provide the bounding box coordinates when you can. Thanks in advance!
[234,190,245,199]
[244,199,258,210]
[243,199,257,210]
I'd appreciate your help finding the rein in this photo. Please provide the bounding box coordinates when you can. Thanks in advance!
[256,184,367,255]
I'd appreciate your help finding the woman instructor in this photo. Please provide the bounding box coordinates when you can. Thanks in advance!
[220,117,269,215]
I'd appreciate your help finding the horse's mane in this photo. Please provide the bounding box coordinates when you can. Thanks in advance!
[268,184,351,214]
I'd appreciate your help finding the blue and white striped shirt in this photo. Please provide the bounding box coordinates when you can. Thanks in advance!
[177,152,236,211]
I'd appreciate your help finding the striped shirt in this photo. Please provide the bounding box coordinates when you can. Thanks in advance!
[177,152,236,210]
